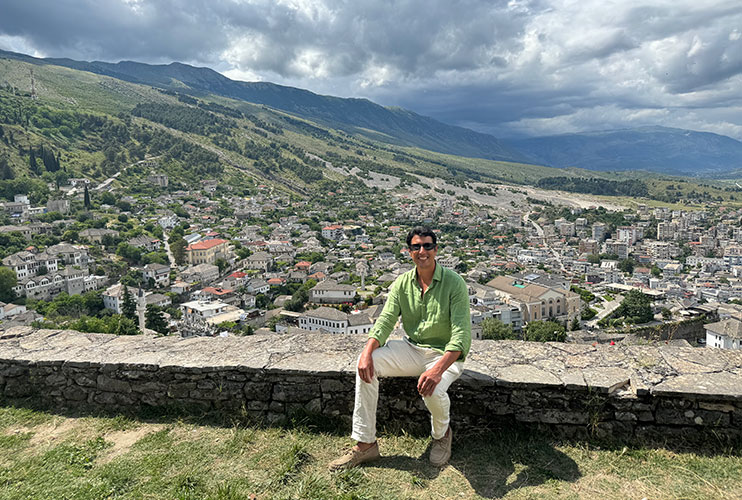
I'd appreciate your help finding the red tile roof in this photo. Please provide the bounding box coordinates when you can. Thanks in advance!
[187,238,228,250]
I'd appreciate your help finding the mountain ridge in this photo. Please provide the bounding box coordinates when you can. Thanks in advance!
[507,126,742,176]
[0,49,526,163]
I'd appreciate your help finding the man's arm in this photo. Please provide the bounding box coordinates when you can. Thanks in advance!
[357,338,380,383]
[417,350,461,397]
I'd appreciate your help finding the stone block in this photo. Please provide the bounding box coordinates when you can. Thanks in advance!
[141,392,167,406]
[97,375,131,394]
[167,382,197,399]
[615,411,638,422]
[637,411,654,422]
[652,372,742,401]
[4,378,32,397]
[582,367,631,394]
[496,364,562,389]
[698,402,736,412]
[244,381,271,397]
[272,383,320,402]
[656,408,730,427]
[94,391,134,406]
[0,365,27,377]
[224,372,247,382]
[516,409,588,425]
[73,374,98,388]
[63,386,87,401]
[305,398,322,414]
[131,381,167,394]
[45,373,68,387]
[247,400,268,411]
[196,380,217,390]
[320,378,347,393]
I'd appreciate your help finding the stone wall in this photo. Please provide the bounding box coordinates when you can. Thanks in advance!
[1,326,741,441]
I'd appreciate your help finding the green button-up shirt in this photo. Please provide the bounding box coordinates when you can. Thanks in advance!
[368,262,471,361]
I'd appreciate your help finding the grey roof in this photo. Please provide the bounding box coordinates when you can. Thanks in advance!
[305,307,348,322]
[312,280,356,292]
[348,313,372,326]
[705,318,742,339]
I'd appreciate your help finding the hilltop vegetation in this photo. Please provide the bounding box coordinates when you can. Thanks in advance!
[0,56,740,209]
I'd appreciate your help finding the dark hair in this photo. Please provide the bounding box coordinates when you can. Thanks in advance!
[406,226,437,247]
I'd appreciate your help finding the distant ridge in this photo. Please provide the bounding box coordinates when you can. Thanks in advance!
[507,126,742,176]
[0,49,526,163]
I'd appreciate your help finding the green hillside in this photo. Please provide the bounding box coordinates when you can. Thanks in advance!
[0,56,739,208]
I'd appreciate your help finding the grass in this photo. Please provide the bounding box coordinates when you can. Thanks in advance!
[0,405,741,499]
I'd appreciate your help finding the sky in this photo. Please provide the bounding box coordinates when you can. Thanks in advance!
[1,0,742,140]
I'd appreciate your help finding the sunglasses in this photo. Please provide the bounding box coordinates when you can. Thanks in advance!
[409,243,437,251]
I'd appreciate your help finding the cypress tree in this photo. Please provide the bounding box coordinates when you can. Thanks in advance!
[83,184,91,208]
[121,285,137,320]
[145,304,168,335]
[29,147,38,174]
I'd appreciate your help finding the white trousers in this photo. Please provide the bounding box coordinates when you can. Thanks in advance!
[351,338,464,443]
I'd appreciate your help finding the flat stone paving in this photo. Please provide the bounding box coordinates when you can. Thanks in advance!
[1,326,742,400]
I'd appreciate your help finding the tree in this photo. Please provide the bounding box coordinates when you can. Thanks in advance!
[481,318,516,340]
[215,257,228,274]
[570,317,581,331]
[0,267,17,302]
[83,184,91,209]
[145,304,168,334]
[0,154,14,180]
[121,286,137,320]
[614,289,653,324]
[618,258,635,274]
[114,315,140,336]
[524,320,567,342]
[170,237,187,266]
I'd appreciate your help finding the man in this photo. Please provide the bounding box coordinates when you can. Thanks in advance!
[329,226,471,470]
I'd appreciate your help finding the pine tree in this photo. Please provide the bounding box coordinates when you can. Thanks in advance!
[121,285,137,320]
[84,184,91,208]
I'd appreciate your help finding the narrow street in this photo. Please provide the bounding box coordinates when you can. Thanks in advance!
[163,231,177,268]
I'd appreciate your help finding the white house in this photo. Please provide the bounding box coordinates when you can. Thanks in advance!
[298,307,372,334]
[143,263,171,287]
[705,318,742,349]
[310,280,356,304]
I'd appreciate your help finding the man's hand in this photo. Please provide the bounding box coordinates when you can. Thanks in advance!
[357,338,380,383]
[417,368,442,397]
[417,350,461,397]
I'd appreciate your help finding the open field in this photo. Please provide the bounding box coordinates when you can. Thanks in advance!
[1,404,741,499]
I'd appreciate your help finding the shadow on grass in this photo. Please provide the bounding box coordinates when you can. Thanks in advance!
[450,426,581,499]
[367,425,580,499]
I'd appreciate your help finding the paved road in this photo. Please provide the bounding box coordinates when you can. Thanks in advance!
[162,231,177,268]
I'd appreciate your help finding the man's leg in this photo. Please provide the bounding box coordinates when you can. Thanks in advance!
[421,359,464,440]
[330,339,424,471]
[351,339,424,443]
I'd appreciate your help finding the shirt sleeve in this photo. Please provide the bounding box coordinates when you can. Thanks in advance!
[444,275,471,360]
[367,278,401,347]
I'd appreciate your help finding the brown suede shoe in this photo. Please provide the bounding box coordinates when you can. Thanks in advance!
[429,426,452,467]
[328,442,380,471]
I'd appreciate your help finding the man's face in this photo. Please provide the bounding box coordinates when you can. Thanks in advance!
[409,234,437,272]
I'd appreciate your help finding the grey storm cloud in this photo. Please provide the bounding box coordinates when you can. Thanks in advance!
[1,0,742,139]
